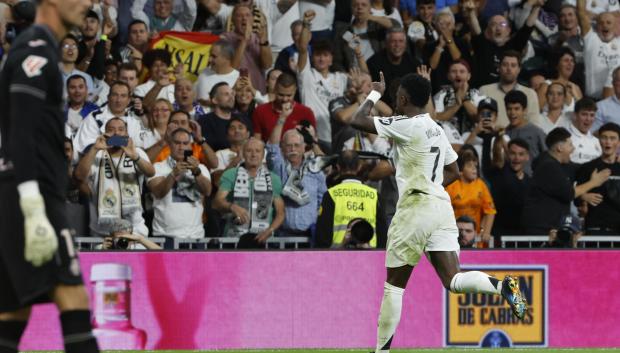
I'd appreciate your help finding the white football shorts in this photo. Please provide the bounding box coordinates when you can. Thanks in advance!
[385,191,460,268]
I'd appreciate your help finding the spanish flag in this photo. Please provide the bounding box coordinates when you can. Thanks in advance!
[150,31,220,82]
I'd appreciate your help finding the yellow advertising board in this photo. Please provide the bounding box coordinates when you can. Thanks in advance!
[445,266,548,347]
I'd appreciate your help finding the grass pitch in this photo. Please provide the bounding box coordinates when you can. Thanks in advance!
[24,349,620,353]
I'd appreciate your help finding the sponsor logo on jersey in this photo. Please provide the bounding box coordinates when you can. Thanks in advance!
[444,265,548,347]
[21,55,48,78]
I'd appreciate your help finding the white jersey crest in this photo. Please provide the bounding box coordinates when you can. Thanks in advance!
[373,113,457,201]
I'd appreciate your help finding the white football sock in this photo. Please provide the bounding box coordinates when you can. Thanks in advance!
[449,271,502,295]
[375,282,404,353]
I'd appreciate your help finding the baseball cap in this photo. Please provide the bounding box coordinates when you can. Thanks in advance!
[478,97,498,113]
[558,214,580,233]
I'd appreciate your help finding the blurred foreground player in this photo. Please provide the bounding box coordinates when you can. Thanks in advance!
[0,1,99,352]
[350,71,527,353]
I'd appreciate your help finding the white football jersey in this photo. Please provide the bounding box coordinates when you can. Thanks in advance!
[374,113,458,202]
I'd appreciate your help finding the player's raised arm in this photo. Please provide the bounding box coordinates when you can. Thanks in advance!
[351,72,386,134]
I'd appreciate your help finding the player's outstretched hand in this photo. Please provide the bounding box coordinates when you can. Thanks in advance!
[19,191,58,267]
[371,71,386,96]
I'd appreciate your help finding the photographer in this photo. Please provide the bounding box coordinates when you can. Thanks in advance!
[266,114,327,238]
[332,218,374,249]
[99,219,162,250]
[543,215,582,248]
[74,118,155,237]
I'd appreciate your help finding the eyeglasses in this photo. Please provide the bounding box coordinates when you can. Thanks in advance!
[62,44,78,50]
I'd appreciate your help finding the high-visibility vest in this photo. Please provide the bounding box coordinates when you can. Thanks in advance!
[327,181,378,247]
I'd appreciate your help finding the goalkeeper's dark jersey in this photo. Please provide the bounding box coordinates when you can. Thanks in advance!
[0,25,67,199]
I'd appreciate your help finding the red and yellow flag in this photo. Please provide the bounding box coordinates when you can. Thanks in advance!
[150,31,220,82]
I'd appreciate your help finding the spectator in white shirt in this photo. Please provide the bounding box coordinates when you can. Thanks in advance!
[577,0,620,99]
[74,118,155,237]
[193,0,233,33]
[74,81,146,154]
[594,66,620,131]
[536,82,573,134]
[567,97,602,164]
[148,128,212,248]
[196,40,239,105]
[297,11,348,152]
[131,0,197,34]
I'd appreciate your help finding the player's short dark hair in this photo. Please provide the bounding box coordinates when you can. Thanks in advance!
[504,90,528,109]
[276,72,297,88]
[312,40,333,56]
[399,73,431,108]
[109,80,131,94]
[508,138,530,153]
[143,48,172,69]
[456,215,476,227]
[119,62,139,74]
[66,74,86,87]
[349,219,374,243]
[64,136,73,146]
[574,97,597,113]
[338,150,360,172]
[209,81,229,99]
[598,122,620,138]
[128,19,147,31]
[545,127,572,149]
[500,50,522,67]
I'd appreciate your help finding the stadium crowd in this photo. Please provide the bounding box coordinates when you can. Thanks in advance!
[2,0,620,249]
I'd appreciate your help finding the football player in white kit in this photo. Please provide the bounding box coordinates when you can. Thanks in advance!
[350,70,527,353]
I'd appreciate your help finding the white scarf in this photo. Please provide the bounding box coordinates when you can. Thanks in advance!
[97,150,142,229]
[229,165,273,236]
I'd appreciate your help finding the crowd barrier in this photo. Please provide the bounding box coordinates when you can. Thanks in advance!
[75,236,310,250]
[75,235,620,250]
[501,236,620,248]
[19,250,620,350]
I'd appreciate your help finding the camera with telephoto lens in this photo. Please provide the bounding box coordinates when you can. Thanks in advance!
[109,219,133,250]
[552,215,579,248]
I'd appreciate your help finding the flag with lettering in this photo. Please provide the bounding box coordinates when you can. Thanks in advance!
[150,31,220,82]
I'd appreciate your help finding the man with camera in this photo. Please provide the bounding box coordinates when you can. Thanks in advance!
[148,128,212,249]
[99,219,162,250]
[316,150,379,248]
[266,111,327,238]
[74,117,155,238]
[543,214,582,248]
[73,81,146,155]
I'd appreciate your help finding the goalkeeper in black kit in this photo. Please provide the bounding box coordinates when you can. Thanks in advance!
[0,1,99,352]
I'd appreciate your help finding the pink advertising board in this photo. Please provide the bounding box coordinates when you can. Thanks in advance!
[19,250,620,350]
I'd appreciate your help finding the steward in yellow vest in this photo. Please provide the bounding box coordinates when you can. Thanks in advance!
[315,151,378,247]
